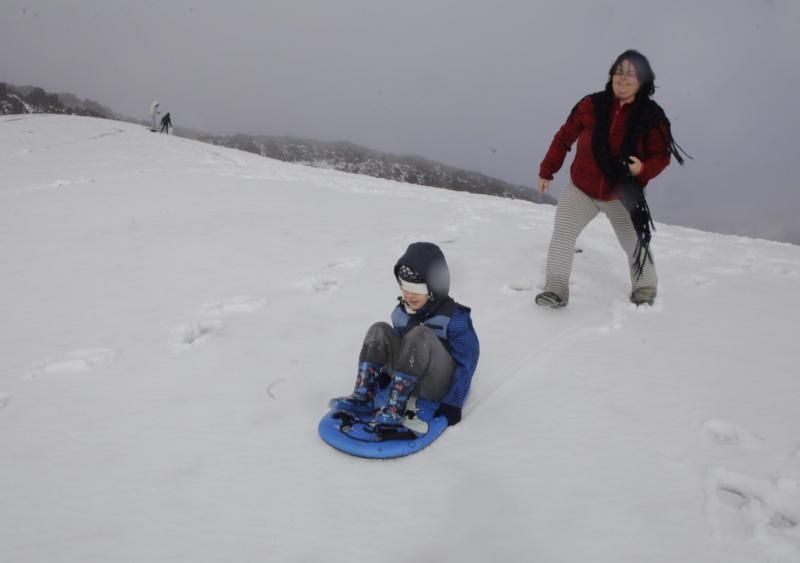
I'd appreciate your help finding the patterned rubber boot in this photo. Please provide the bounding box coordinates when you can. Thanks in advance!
[329,362,381,415]
[371,371,417,427]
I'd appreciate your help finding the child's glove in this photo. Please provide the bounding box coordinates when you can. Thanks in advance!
[434,403,462,426]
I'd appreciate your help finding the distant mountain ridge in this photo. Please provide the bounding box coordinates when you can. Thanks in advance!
[0,82,112,118]
[0,81,554,205]
[195,133,555,204]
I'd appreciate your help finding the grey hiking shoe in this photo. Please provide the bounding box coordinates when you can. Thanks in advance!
[535,291,566,308]
[630,287,657,306]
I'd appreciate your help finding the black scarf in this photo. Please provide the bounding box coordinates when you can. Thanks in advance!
[588,89,688,280]
[616,180,655,280]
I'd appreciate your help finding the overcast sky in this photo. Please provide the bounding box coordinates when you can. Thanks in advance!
[2,0,798,243]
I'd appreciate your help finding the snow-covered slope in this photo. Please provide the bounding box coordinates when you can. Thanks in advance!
[1,114,799,563]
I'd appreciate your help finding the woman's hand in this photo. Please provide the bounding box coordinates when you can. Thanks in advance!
[626,156,643,176]
[538,177,551,193]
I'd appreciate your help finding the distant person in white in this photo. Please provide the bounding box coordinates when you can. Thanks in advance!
[150,101,160,131]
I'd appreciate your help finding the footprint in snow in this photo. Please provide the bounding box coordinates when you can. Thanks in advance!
[706,467,800,553]
[172,319,225,350]
[26,348,117,378]
[173,296,265,350]
[292,275,340,293]
[325,257,364,270]
[200,296,266,316]
[0,391,11,410]
[703,419,763,449]
[502,280,534,294]
[594,299,662,335]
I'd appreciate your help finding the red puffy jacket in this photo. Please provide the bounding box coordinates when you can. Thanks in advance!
[539,95,671,201]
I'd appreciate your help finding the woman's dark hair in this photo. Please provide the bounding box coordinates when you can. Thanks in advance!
[589,49,687,188]
[605,49,656,98]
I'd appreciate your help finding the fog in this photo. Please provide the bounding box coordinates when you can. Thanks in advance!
[2,0,798,242]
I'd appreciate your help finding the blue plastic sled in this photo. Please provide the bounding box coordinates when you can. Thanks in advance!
[318,395,448,459]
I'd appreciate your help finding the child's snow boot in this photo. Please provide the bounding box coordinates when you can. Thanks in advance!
[370,371,417,426]
[328,362,381,415]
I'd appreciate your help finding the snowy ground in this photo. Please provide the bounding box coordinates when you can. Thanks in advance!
[1,114,799,563]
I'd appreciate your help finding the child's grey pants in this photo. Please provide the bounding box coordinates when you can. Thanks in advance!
[359,322,455,401]
[543,182,658,302]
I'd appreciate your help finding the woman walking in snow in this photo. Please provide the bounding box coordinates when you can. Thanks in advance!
[536,49,686,308]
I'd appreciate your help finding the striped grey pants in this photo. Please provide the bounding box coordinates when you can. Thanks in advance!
[543,182,657,302]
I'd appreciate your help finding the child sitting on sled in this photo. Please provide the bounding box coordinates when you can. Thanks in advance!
[329,242,480,427]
